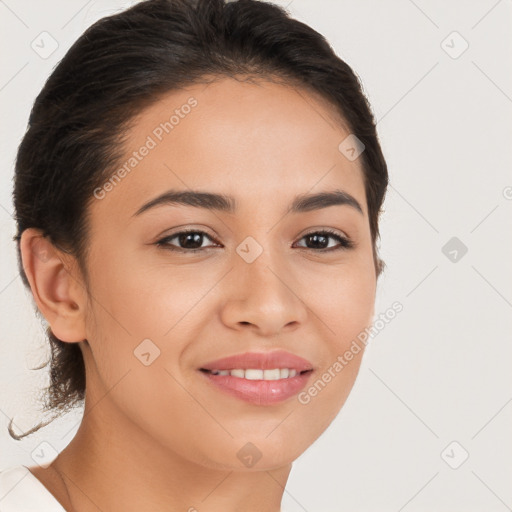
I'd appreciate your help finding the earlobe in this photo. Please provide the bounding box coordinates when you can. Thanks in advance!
[19,228,87,343]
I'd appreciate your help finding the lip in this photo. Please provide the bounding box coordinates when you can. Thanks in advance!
[199,370,313,405]
[199,350,314,372]
[198,350,314,405]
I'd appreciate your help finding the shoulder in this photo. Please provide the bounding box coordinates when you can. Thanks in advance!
[0,465,66,511]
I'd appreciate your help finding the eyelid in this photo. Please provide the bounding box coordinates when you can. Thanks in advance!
[154,224,220,242]
[299,226,350,240]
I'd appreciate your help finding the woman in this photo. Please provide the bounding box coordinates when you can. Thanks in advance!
[0,0,388,510]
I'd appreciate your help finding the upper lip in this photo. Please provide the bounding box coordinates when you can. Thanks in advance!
[199,350,314,372]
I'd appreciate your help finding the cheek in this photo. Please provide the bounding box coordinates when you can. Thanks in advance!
[81,250,213,405]
[329,271,375,340]
[85,244,197,340]
[295,255,375,416]
[302,255,376,345]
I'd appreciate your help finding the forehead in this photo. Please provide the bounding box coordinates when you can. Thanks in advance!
[91,77,366,222]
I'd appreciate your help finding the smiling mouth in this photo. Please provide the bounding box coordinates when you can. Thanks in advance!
[199,368,313,380]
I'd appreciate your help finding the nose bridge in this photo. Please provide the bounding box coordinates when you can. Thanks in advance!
[236,232,288,298]
[220,233,308,335]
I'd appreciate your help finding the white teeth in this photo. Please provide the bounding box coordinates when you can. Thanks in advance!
[245,369,263,380]
[208,368,303,380]
[263,369,281,380]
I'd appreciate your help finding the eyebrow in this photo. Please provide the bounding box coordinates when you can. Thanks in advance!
[132,188,364,217]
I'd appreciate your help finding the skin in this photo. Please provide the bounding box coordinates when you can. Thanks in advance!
[20,76,377,512]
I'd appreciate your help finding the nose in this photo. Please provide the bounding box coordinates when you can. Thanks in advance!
[219,252,308,337]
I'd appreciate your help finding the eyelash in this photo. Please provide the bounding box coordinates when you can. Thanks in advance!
[155,228,354,253]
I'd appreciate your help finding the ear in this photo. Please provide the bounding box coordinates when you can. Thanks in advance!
[19,228,87,343]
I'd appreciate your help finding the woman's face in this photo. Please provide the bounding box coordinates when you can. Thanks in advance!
[79,76,376,470]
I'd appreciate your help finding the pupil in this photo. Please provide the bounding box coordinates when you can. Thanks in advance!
[180,232,202,249]
[307,234,327,249]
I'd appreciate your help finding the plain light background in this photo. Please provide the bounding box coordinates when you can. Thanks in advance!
[1,1,511,510]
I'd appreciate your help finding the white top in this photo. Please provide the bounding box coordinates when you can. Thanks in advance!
[0,465,66,511]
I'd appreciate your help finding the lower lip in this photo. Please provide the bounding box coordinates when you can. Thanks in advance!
[199,370,313,405]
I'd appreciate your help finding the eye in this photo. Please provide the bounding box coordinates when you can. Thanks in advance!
[294,229,354,251]
[155,230,221,252]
